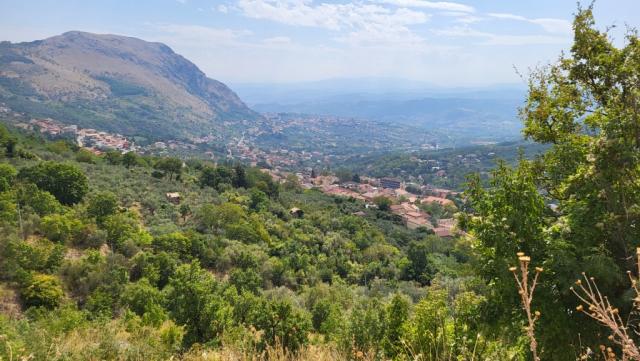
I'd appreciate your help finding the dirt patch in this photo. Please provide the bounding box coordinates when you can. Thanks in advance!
[0,284,22,319]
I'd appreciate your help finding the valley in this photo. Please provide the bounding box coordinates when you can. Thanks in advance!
[0,3,636,359]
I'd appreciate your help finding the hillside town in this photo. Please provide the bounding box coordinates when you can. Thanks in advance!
[262,167,460,236]
[16,118,136,154]
[5,113,460,236]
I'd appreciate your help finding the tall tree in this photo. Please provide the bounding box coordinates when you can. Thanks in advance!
[462,6,640,358]
[18,161,88,205]
[155,157,182,180]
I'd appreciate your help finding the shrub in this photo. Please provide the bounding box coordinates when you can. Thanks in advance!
[40,213,84,243]
[21,273,64,309]
[86,191,118,223]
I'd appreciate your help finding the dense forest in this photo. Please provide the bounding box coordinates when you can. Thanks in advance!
[1,5,640,361]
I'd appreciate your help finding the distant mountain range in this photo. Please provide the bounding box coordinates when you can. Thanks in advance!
[0,31,259,139]
[232,79,526,104]
[234,81,526,145]
[0,31,527,148]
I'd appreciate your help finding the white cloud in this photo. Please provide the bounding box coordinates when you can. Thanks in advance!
[434,25,569,46]
[336,26,425,47]
[262,36,292,44]
[377,0,474,13]
[487,13,526,21]
[150,24,252,48]
[237,0,429,30]
[236,0,430,46]
[217,4,229,13]
[441,11,482,24]
[488,12,571,34]
[529,18,572,34]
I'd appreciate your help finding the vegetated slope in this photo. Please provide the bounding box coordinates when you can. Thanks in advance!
[336,141,548,190]
[0,124,508,360]
[0,31,259,139]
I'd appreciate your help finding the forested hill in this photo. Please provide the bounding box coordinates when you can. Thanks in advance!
[0,31,259,139]
[0,124,490,359]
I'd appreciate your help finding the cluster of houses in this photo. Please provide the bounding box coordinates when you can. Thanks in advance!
[77,128,132,152]
[17,118,135,154]
[264,168,460,237]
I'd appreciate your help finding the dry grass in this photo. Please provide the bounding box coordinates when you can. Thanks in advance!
[0,284,22,320]
[180,344,350,361]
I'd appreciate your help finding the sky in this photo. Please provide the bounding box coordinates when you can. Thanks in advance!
[1,0,639,86]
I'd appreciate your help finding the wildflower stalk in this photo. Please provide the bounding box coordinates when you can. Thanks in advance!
[509,252,543,361]
[571,248,640,361]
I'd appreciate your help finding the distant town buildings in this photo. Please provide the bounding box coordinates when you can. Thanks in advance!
[262,167,460,235]
[380,177,402,189]
[24,118,135,152]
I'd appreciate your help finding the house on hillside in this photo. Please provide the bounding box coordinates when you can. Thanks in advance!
[406,215,432,230]
[380,177,402,189]
[166,192,181,204]
[290,207,304,218]
[422,196,454,207]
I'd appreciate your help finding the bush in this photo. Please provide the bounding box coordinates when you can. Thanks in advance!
[17,184,62,216]
[40,213,84,243]
[87,191,118,223]
[75,149,96,164]
[255,299,311,352]
[0,163,17,192]
[21,273,64,309]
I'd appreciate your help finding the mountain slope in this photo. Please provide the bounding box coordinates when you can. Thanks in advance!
[0,31,259,139]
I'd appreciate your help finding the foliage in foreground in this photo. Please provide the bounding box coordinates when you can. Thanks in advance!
[460,4,640,360]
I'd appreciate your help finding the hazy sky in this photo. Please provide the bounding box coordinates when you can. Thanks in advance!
[1,0,639,86]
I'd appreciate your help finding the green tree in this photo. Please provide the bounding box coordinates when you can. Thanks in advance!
[75,149,96,164]
[40,213,84,243]
[383,293,410,357]
[311,298,341,336]
[121,278,166,320]
[249,188,269,211]
[18,161,89,205]
[102,212,152,251]
[179,203,191,222]
[104,150,122,165]
[461,6,640,357]
[403,240,436,285]
[343,299,385,356]
[200,165,233,190]
[196,203,246,234]
[155,157,182,180]
[152,232,192,259]
[87,191,118,224]
[17,184,62,216]
[122,151,138,168]
[255,299,311,352]
[0,163,17,192]
[164,262,232,346]
[373,196,391,211]
[0,127,17,157]
[233,163,248,188]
